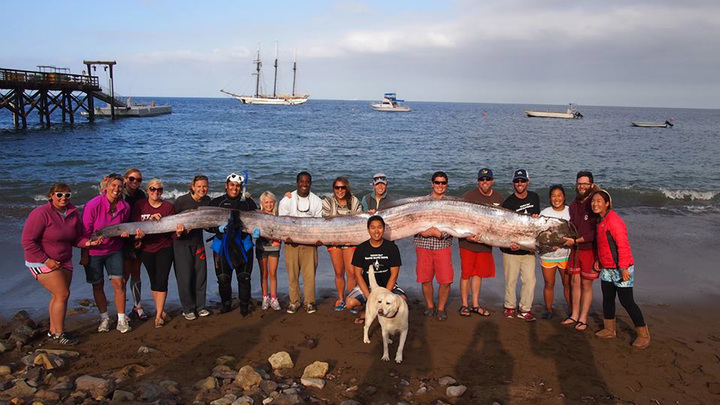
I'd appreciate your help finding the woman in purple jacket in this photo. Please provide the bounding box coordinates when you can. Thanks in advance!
[21,183,101,345]
[82,173,139,334]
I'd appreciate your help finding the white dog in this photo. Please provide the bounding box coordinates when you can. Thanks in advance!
[363,265,409,363]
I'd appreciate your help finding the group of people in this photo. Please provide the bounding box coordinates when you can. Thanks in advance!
[21,167,649,349]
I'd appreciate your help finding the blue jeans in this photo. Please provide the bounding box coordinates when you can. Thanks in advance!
[84,250,124,284]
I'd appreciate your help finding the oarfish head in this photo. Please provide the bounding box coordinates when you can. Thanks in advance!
[535,219,576,253]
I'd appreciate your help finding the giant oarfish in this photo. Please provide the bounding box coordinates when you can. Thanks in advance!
[92,198,575,252]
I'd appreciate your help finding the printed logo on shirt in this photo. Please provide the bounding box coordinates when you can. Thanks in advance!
[516,203,535,214]
[140,214,153,221]
[584,214,589,221]
[363,253,390,274]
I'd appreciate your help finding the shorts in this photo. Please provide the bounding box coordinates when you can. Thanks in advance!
[459,248,495,279]
[84,250,124,285]
[327,245,356,252]
[257,249,280,258]
[346,285,406,304]
[415,247,454,284]
[600,265,635,288]
[567,249,598,280]
[27,264,55,280]
[540,257,569,270]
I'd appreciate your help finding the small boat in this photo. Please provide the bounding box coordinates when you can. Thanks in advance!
[81,100,172,118]
[221,42,309,106]
[372,93,411,112]
[631,120,674,128]
[524,104,583,119]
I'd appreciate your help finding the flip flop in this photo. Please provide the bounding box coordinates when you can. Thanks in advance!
[437,310,448,321]
[354,317,365,325]
[471,306,491,317]
[423,308,437,317]
[575,321,588,331]
[561,317,578,325]
[459,306,471,317]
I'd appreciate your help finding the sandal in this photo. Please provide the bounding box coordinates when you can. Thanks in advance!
[575,321,588,331]
[471,306,491,317]
[561,317,578,325]
[354,316,365,325]
[423,308,437,317]
[459,306,471,317]
[437,310,448,321]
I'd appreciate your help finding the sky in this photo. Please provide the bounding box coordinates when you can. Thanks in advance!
[3,0,720,108]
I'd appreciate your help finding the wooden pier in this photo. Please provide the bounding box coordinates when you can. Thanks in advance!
[0,65,125,129]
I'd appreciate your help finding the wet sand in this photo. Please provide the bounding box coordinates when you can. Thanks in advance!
[2,211,720,403]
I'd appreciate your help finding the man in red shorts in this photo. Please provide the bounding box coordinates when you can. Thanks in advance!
[458,168,504,317]
[414,171,454,322]
[562,171,599,331]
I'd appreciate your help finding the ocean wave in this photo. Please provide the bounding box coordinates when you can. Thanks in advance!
[659,189,719,201]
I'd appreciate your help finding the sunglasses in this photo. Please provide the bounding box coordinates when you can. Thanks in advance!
[513,179,528,184]
[478,177,493,182]
[54,192,72,199]
[433,181,448,185]
[127,176,143,183]
[373,176,386,181]
[334,185,347,190]
[149,186,164,192]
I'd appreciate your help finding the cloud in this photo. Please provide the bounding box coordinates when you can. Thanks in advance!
[125,46,252,65]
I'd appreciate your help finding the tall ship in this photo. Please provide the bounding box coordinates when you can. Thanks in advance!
[221,42,309,106]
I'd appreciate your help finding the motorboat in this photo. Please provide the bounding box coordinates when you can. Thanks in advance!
[632,120,674,128]
[524,104,583,119]
[372,93,411,112]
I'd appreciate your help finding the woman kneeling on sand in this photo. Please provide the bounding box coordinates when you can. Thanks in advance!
[591,189,650,349]
[22,183,103,345]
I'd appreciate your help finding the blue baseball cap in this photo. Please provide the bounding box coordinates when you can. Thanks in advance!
[512,169,529,181]
[477,168,493,180]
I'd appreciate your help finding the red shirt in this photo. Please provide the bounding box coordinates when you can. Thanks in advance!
[596,210,634,270]
[131,199,175,253]
[568,196,597,250]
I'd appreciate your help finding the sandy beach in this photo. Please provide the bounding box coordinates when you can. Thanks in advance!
[2,290,720,404]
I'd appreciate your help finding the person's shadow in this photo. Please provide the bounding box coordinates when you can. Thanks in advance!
[529,320,611,403]
[454,319,512,403]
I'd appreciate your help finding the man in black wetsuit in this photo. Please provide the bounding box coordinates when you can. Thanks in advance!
[210,173,257,316]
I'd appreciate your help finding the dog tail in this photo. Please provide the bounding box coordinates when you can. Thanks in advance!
[368,264,379,290]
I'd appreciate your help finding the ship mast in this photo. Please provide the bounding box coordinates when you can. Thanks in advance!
[253,43,261,97]
[292,49,297,96]
[272,41,279,98]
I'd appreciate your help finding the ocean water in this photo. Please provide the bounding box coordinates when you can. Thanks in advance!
[1,99,719,316]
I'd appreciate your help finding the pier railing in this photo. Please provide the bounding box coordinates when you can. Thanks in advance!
[0,67,99,88]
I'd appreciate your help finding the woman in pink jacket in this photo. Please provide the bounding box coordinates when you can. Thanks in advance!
[21,183,101,345]
[591,189,650,349]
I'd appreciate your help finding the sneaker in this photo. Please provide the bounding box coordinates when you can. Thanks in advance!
[183,312,197,321]
[305,303,317,314]
[334,300,346,311]
[517,311,536,322]
[198,309,211,317]
[98,318,111,333]
[270,298,281,311]
[51,332,79,345]
[261,296,271,310]
[132,306,149,321]
[503,308,516,318]
[286,303,300,314]
[116,318,132,333]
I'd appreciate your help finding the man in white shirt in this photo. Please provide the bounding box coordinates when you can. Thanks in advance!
[278,171,323,314]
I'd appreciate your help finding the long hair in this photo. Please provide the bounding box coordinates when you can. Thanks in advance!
[332,176,354,205]
[100,173,124,194]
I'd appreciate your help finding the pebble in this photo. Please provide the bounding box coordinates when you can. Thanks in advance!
[268,351,294,370]
[446,385,467,397]
[0,364,12,376]
[111,390,136,402]
[235,365,262,390]
[231,395,254,405]
[137,346,161,353]
[438,376,457,386]
[74,375,115,399]
[301,361,329,379]
[215,355,237,366]
[415,386,428,395]
[210,394,237,405]
[362,385,377,396]
[300,378,325,389]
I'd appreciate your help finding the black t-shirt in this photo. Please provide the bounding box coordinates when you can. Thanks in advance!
[173,193,211,245]
[351,240,402,288]
[500,191,541,255]
[124,189,146,211]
